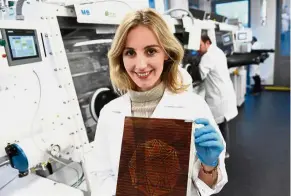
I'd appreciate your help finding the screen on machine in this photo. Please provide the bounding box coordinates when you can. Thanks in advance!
[5,29,39,60]
[9,36,37,59]
[223,35,230,43]
[222,34,232,46]
[238,32,247,40]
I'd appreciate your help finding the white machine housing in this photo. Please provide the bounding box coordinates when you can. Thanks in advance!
[232,28,253,106]
[234,28,253,53]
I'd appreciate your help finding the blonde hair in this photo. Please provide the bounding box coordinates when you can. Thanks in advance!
[108,8,188,94]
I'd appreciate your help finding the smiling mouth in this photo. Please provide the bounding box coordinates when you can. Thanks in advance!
[136,71,152,78]
[135,70,153,79]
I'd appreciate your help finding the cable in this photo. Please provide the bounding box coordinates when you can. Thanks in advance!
[15,0,25,20]
[71,170,84,188]
[0,174,18,191]
[31,69,75,155]
[31,70,44,151]
[0,156,9,168]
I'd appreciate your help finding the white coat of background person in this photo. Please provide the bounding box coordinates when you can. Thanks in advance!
[198,34,238,157]
[91,8,228,196]
[179,64,208,98]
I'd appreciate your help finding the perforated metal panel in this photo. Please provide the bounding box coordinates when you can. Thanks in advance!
[58,16,115,141]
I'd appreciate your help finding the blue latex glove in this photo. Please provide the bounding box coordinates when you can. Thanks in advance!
[194,118,224,167]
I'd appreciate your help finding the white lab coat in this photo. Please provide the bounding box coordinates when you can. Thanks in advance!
[199,44,238,124]
[250,41,262,77]
[179,65,206,97]
[91,88,228,196]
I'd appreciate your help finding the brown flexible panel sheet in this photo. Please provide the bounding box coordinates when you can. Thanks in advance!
[116,117,192,196]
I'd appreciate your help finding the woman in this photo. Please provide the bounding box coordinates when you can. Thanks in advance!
[93,8,227,196]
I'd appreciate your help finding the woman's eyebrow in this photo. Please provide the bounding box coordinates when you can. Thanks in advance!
[144,45,161,49]
[124,47,135,50]
[124,45,161,50]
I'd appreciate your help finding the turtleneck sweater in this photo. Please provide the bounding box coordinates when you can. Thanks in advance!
[128,82,166,118]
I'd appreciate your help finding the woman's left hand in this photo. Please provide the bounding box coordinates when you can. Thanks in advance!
[194,118,224,167]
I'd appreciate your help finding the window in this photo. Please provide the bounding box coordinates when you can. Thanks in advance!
[214,0,250,27]
[188,0,199,9]
[280,0,290,56]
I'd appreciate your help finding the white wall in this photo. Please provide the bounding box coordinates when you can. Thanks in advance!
[251,0,276,85]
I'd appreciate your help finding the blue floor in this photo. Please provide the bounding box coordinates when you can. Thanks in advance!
[217,91,290,196]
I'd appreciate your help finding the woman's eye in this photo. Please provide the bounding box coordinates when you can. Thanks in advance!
[124,50,135,56]
[147,48,157,56]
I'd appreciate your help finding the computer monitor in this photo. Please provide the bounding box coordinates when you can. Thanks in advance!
[1,29,42,66]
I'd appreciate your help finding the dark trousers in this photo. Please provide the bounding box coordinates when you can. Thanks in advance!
[218,119,230,153]
[252,75,262,94]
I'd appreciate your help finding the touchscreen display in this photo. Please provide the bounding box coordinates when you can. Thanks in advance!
[8,35,37,59]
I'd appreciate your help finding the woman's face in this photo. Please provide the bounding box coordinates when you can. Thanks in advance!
[122,25,168,92]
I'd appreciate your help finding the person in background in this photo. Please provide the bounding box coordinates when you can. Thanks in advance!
[92,8,227,196]
[251,36,263,94]
[198,34,238,158]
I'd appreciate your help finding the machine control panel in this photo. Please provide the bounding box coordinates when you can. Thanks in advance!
[0,29,42,66]
[237,32,248,40]
[221,33,233,46]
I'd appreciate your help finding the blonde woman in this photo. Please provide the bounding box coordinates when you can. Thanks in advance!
[93,8,227,196]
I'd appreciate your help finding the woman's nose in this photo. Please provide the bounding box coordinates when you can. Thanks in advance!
[135,55,147,70]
